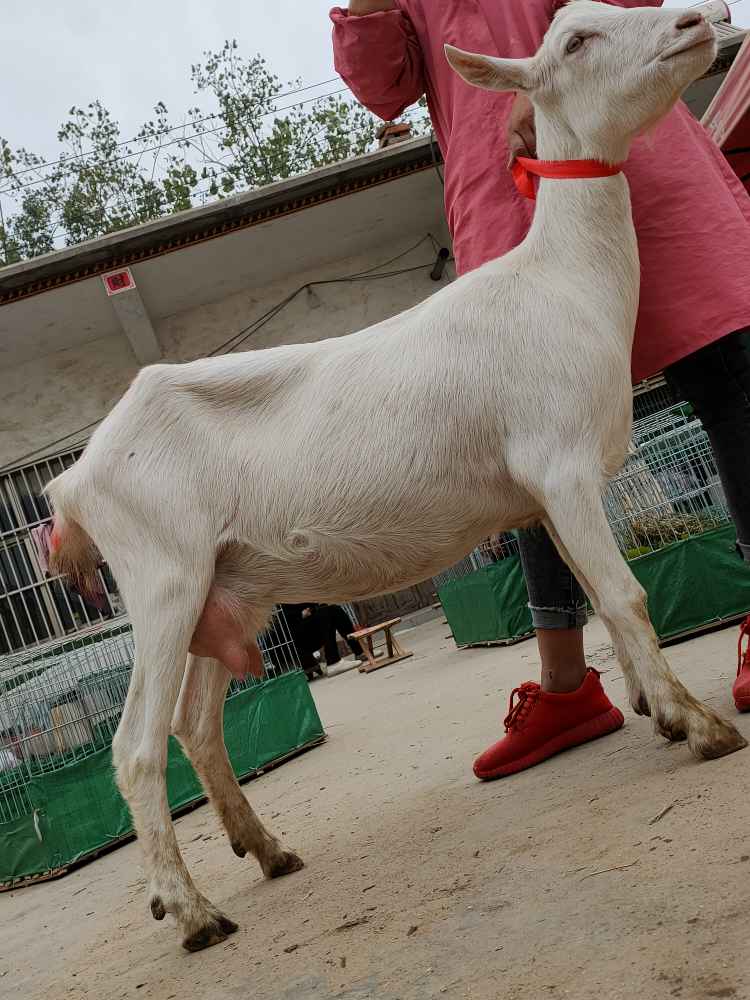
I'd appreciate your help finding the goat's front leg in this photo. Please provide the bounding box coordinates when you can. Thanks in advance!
[112,563,238,952]
[172,653,304,879]
[541,476,746,760]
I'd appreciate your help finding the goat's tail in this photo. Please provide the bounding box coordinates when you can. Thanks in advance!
[45,477,101,598]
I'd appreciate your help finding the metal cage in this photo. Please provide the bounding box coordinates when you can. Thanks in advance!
[632,378,677,421]
[0,449,124,655]
[0,608,301,824]
[432,532,520,589]
[605,404,730,557]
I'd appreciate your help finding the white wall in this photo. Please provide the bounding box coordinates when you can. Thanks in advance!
[0,229,454,468]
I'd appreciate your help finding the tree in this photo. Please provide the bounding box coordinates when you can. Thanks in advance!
[187,41,379,196]
[0,42,413,266]
[0,104,199,264]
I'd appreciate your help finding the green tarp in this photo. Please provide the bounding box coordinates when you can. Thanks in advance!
[439,526,750,647]
[0,670,324,887]
[438,555,534,646]
[630,524,750,641]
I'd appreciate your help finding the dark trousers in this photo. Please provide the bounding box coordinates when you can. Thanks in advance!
[518,329,750,627]
[281,603,362,670]
[314,605,363,664]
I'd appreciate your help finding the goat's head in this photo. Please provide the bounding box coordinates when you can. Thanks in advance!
[445,2,716,161]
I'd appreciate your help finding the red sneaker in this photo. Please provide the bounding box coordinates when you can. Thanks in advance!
[733,616,750,712]
[473,668,624,780]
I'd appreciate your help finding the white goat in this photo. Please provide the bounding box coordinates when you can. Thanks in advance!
[47,2,745,951]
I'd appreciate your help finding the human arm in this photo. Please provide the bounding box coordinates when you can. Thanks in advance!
[330,3,426,120]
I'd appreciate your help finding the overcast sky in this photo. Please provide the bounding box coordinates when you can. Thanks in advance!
[3,0,748,163]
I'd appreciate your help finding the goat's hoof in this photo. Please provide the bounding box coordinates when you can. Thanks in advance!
[231,840,247,858]
[150,896,166,921]
[182,914,239,952]
[693,720,748,761]
[266,850,305,879]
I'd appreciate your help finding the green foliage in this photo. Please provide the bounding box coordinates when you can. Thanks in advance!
[0,42,406,266]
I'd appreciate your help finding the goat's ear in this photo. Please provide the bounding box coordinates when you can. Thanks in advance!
[444,44,536,93]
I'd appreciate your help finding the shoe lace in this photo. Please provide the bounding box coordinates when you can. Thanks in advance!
[738,616,750,677]
[503,681,542,733]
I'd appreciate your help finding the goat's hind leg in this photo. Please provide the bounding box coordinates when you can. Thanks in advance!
[172,653,304,879]
[112,558,238,952]
[542,477,746,760]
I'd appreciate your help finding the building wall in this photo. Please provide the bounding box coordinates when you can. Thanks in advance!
[0,230,454,469]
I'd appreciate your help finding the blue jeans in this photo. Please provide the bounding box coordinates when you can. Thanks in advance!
[518,329,750,630]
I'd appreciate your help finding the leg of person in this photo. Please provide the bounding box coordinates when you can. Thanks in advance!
[282,621,320,678]
[520,526,589,692]
[299,647,319,679]
[473,525,624,781]
[330,603,364,658]
[278,605,321,675]
[663,329,750,709]
[172,654,304,879]
[315,605,343,666]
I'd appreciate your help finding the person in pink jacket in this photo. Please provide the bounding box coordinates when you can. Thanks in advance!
[331,0,750,779]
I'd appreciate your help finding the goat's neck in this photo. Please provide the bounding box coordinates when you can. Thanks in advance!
[523,114,639,325]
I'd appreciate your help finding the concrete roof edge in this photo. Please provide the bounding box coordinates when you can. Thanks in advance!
[0,134,440,299]
[1,21,744,303]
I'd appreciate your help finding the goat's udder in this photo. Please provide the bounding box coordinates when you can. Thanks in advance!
[189,600,264,679]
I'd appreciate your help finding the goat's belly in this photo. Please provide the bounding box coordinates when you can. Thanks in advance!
[226,478,539,605]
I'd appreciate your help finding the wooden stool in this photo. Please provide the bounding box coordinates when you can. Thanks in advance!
[348,618,413,673]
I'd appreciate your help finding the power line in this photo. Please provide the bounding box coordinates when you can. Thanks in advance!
[0,235,451,473]
[2,75,343,185]
[0,86,354,199]
[1,0,743,194]
[31,110,433,250]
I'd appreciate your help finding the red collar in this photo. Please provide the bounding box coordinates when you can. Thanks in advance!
[511,156,625,201]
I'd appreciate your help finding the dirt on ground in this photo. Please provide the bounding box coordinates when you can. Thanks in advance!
[3,616,750,1000]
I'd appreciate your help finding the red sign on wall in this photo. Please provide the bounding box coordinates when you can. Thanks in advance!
[102,268,136,296]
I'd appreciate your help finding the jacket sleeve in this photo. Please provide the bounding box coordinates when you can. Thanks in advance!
[330,6,426,121]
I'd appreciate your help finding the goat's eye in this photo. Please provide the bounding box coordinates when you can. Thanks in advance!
[565,34,584,54]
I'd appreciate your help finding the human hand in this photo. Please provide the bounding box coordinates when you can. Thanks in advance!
[348,0,397,14]
[506,92,536,167]
[301,607,312,618]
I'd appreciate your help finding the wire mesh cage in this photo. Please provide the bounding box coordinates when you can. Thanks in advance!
[432,532,520,589]
[0,450,309,828]
[0,449,124,655]
[604,403,730,558]
[0,608,301,824]
[632,377,677,421]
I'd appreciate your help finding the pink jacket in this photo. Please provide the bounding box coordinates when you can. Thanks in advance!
[331,0,750,380]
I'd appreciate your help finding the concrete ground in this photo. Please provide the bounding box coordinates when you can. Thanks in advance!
[4,616,750,1000]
